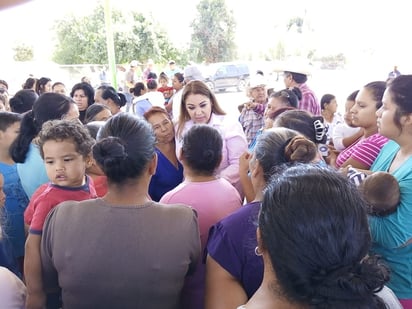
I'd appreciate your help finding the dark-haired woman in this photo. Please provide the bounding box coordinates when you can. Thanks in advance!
[161,125,242,309]
[370,75,412,307]
[320,93,343,144]
[101,86,127,115]
[35,77,51,96]
[84,103,112,124]
[70,82,95,123]
[205,128,318,309]
[143,107,183,201]
[131,82,151,117]
[334,81,388,169]
[240,164,400,308]
[9,89,38,114]
[40,113,200,309]
[10,93,79,198]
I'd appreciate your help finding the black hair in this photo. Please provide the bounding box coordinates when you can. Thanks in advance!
[285,71,307,84]
[386,75,412,130]
[130,82,146,96]
[85,121,105,139]
[9,90,38,114]
[255,128,317,182]
[101,87,126,108]
[22,78,36,90]
[10,93,75,163]
[260,164,389,308]
[70,82,95,123]
[269,88,301,108]
[0,112,22,131]
[320,93,336,110]
[147,79,158,90]
[70,82,95,105]
[94,113,155,184]
[274,110,328,144]
[84,103,111,124]
[35,77,51,95]
[0,79,9,90]
[181,125,222,176]
[38,119,95,159]
[147,72,158,80]
[174,72,184,83]
[347,90,359,101]
[159,72,168,81]
[364,81,386,110]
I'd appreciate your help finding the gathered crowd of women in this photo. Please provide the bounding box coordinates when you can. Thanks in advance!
[0,70,411,309]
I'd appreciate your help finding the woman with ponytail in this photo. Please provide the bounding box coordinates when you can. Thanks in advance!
[10,93,79,198]
[101,86,127,115]
[205,127,318,309]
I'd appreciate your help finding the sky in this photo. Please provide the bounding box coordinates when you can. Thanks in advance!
[1,0,411,69]
[1,0,411,85]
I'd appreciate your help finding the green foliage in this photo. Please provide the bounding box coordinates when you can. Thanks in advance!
[13,43,34,61]
[52,5,182,65]
[190,0,237,63]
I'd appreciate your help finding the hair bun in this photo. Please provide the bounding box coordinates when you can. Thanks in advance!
[309,256,389,306]
[93,137,127,168]
[284,136,317,163]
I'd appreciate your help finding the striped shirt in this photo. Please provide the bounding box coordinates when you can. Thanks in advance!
[336,133,389,168]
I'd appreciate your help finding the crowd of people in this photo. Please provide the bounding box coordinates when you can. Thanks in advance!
[0,62,411,309]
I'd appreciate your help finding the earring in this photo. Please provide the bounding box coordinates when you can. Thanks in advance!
[255,246,263,256]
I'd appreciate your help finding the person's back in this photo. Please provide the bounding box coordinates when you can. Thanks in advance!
[161,125,242,309]
[40,114,200,309]
[41,199,198,309]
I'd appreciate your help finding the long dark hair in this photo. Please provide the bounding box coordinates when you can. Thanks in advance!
[10,93,75,163]
[260,164,389,308]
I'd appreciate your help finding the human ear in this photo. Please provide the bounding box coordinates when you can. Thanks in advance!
[148,153,158,176]
[85,153,94,168]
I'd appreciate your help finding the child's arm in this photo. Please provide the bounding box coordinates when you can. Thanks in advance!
[24,233,46,309]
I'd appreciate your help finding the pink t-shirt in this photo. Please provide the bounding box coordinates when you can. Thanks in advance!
[160,178,242,248]
[336,133,389,168]
[160,177,242,309]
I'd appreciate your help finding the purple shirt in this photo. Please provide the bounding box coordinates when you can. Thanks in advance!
[205,201,263,298]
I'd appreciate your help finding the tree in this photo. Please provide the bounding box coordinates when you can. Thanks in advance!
[52,5,181,65]
[190,0,236,63]
[13,43,34,61]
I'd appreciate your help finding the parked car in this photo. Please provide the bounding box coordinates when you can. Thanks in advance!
[201,62,250,92]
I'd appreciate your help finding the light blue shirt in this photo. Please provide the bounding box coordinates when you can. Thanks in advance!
[369,140,412,299]
[16,143,48,199]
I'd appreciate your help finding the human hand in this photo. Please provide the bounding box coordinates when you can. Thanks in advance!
[243,101,256,110]
[324,145,338,167]
[239,151,252,175]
